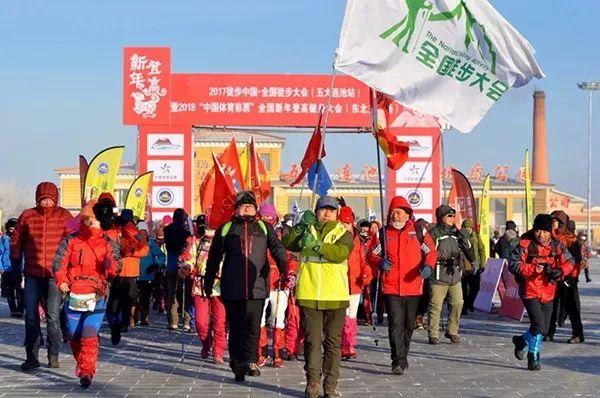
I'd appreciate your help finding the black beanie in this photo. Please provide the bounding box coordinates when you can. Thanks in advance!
[235,191,257,208]
[533,214,553,232]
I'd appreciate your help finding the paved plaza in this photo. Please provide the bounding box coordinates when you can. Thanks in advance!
[1,261,599,398]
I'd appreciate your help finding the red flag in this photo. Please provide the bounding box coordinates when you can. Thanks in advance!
[248,137,271,204]
[372,90,410,170]
[448,168,477,227]
[220,138,245,192]
[375,129,410,170]
[290,109,326,187]
[199,138,245,212]
[208,154,237,230]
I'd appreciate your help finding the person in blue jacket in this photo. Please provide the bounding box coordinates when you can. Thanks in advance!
[1,218,24,317]
[133,222,166,326]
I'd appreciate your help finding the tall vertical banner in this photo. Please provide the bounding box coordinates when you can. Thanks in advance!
[479,174,491,263]
[525,149,533,230]
[123,47,171,126]
[138,125,193,220]
[125,171,153,220]
[84,146,125,202]
[79,155,89,207]
[447,168,477,227]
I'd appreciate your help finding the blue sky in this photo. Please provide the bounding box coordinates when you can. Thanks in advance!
[1,1,599,204]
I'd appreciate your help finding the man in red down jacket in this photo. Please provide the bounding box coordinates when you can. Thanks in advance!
[509,214,575,371]
[11,182,73,370]
[339,206,372,360]
[367,196,437,375]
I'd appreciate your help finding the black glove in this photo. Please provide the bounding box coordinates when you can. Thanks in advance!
[543,264,563,281]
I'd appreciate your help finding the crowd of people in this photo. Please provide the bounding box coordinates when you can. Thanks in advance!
[0,181,593,396]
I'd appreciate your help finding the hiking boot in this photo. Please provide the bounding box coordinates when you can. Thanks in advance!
[391,365,404,375]
[542,334,553,342]
[200,348,210,359]
[444,331,460,344]
[284,352,297,361]
[110,324,121,346]
[273,357,284,368]
[568,336,584,344]
[512,335,527,360]
[21,359,41,371]
[415,315,424,330]
[214,356,224,365]
[167,324,178,331]
[428,337,439,345]
[48,355,60,368]
[257,355,269,367]
[324,388,343,398]
[304,381,321,398]
[527,353,541,371]
[79,375,92,388]
[247,362,261,377]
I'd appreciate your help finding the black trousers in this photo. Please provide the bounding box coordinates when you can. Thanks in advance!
[523,298,553,336]
[416,278,430,317]
[107,276,138,328]
[461,271,481,311]
[222,299,264,368]
[384,295,419,368]
[561,283,584,337]
[3,269,24,314]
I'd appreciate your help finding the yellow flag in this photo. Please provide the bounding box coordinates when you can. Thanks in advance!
[238,142,251,188]
[84,146,125,202]
[125,171,153,220]
[525,149,533,230]
[479,174,491,265]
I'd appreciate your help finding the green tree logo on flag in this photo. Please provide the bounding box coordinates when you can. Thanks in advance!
[380,0,497,73]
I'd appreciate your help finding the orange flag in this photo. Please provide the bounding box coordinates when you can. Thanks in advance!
[372,90,410,170]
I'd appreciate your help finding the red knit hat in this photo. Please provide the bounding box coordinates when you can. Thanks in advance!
[339,206,355,224]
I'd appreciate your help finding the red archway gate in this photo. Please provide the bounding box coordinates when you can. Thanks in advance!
[123,47,440,220]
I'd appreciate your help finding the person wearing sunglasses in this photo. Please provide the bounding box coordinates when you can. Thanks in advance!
[426,205,474,345]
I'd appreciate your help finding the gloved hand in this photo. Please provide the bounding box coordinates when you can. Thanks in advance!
[300,232,321,254]
[543,264,563,281]
[177,263,191,278]
[284,273,296,290]
[420,265,432,279]
[380,258,392,272]
[299,210,317,228]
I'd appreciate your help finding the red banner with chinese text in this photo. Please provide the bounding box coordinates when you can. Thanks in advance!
[123,47,171,125]
[448,168,477,227]
[169,73,371,127]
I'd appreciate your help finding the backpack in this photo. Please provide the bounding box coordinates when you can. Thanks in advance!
[221,220,267,238]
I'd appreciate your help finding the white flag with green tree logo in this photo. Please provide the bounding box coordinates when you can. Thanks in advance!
[334,0,544,133]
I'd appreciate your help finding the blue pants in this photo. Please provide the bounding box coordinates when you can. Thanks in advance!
[66,298,106,340]
[24,276,62,360]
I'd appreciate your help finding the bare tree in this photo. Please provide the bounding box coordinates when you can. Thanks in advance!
[0,180,35,222]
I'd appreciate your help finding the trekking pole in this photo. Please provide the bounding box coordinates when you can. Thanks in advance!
[180,275,186,362]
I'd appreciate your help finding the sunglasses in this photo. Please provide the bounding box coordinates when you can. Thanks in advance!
[446,214,456,218]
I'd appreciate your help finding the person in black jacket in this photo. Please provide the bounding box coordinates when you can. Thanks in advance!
[204,191,287,382]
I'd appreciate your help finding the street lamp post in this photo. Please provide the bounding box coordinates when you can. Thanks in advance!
[577,82,600,246]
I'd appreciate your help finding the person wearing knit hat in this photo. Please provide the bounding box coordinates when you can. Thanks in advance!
[53,201,121,388]
[508,213,576,371]
[426,204,474,345]
[204,192,288,382]
[366,196,438,374]
[338,206,372,361]
[256,203,295,368]
[282,196,353,398]
[12,182,73,371]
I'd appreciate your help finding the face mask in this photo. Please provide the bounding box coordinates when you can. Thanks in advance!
[392,221,406,230]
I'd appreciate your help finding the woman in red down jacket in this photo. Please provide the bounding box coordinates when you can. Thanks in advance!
[338,206,372,360]
[52,201,121,388]
[367,196,437,375]
[508,213,574,371]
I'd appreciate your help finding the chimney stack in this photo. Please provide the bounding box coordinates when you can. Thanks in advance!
[532,91,549,184]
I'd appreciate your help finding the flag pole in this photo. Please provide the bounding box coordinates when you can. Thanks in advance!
[298,108,325,208]
[370,89,388,338]
[309,65,337,209]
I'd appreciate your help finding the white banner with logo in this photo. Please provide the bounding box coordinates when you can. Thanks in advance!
[147,159,185,182]
[147,133,184,156]
[152,186,184,209]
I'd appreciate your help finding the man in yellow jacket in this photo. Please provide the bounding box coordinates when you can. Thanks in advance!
[282,196,353,398]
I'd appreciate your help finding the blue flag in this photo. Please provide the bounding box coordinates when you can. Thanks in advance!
[307,160,333,197]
